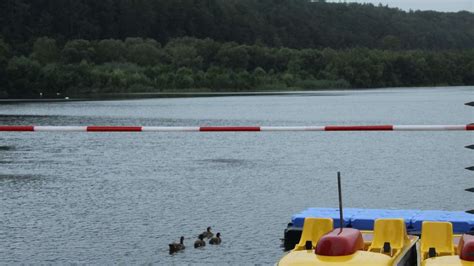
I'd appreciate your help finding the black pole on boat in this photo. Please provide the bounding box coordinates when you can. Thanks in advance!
[338,171,344,234]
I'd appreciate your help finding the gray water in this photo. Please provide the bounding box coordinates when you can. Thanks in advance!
[0,87,473,264]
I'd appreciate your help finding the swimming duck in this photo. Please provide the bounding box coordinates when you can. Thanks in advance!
[201,227,213,239]
[194,234,206,248]
[169,236,185,253]
[209,232,221,245]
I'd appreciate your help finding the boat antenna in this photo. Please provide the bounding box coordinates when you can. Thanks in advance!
[338,171,344,234]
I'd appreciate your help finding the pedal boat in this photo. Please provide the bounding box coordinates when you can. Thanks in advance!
[278,218,474,265]
[420,221,474,266]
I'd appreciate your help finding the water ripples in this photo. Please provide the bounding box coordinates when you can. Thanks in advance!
[0,87,472,264]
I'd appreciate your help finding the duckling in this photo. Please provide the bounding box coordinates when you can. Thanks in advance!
[169,236,185,253]
[209,232,221,245]
[194,234,206,248]
[201,227,213,239]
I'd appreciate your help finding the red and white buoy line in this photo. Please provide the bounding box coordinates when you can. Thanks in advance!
[0,125,472,132]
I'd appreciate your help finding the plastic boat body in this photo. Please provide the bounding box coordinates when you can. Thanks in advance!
[279,218,418,265]
[278,215,474,265]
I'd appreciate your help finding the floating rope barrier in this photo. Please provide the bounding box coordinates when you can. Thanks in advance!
[0,125,473,132]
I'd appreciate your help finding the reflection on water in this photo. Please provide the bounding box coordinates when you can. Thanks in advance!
[0,145,15,151]
[0,87,473,264]
[198,158,253,165]
[0,174,42,181]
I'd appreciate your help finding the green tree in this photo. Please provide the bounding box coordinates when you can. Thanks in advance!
[0,39,10,65]
[6,56,42,98]
[2,0,474,50]
[282,73,295,87]
[193,38,221,69]
[31,37,59,64]
[61,39,95,64]
[253,67,267,86]
[126,42,163,66]
[96,39,126,63]
[0,39,10,97]
[299,49,324,76]
[124,37,145,47]
[174,67,194,89]
[236,70,253,89]
[381,35,401,50]
[216,44,249,70]
[165,42,203,69]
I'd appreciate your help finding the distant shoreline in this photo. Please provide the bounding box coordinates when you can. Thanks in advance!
[0,91,325,103]
[0,90,345,103]
[0,86,471,103]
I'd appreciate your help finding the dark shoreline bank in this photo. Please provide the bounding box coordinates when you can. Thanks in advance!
[0,86,471,103]
[0,90,346,103]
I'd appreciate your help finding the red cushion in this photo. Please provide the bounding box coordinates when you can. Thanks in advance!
[459,234,474,261]
[315,228,364,256]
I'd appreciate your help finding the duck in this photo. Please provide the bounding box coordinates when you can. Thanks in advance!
[169,236,185,253]
[194,234,206,248]
[201,227,213,239]
[209,232,221,245]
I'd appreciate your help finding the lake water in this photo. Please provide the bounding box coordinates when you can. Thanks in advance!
[0,87,473,264]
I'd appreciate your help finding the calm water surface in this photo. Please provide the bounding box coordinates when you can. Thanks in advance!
[0,87,473,264]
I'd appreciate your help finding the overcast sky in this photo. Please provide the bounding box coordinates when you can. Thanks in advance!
[327,0,473,12]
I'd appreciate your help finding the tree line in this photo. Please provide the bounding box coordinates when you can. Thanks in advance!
[1,36,473,98]
[1,0,474,51]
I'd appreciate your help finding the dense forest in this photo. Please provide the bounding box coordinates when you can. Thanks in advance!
[1,0,473,98]
[2,0,474,50]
